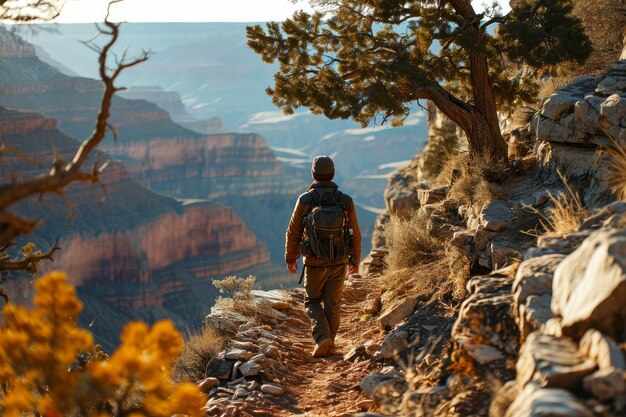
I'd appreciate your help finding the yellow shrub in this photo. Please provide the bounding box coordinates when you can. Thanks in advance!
[0,271,207,417]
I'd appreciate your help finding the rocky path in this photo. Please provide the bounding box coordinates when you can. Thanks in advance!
[237,273,386,417]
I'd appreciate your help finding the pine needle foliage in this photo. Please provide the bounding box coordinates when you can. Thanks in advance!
[0,271,207,417]
[246,0,591,163]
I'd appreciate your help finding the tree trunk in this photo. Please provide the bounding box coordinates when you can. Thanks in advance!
[424,84,508,164]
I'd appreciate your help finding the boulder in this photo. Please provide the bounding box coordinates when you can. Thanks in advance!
[516,332,597,390]
[513,254,564,312]
[239,361,261,377]
[473,228,498,251]
[379,330,410,359]
[360,369,408,404]
[206,358,234,380]
[505,383,594,417]
[480,201,515,232]
[578,329,626,370]
[456,336,505,365]
[453,284,519,356]
[552,228,626,339]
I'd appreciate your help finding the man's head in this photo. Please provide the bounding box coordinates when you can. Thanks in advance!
[311,155,334,181]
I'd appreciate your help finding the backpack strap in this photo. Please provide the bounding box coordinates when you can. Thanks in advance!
[308,189,320,206]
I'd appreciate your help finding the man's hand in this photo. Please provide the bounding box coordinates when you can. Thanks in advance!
[347,264,358,275]
[287,261,298,274]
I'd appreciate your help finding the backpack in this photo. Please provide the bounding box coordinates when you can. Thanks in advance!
[300,189,351,263]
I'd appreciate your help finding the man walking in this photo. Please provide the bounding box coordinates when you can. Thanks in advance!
[285,155,361,358]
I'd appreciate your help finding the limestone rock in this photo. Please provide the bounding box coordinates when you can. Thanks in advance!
[453,281,518,356]
[360,369,408,404]
[450,231,479,260]
[513,254,564,311]
[552,228,626,339]
[379,330,410,359]
[239,361,261,377]
[260,384,285,396]
[224,349,255,361]
[579,329,626,370]
[490,237,523,269]
[505,383,594,417]
[456,337,505,364]
[518,294,554,338]
[480,201,515,232]
[233,387,249,398]
[583,368,626,401]
[379,296,417,330]
[198,377,221,392]
[206,358,234,380]
[516,332,597,390]
[386,186,418,219]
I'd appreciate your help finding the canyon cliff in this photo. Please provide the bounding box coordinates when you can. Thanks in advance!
[0,27,308,265]
[0,105,280,352]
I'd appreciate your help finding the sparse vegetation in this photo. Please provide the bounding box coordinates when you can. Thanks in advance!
[0,271,206,417]
[173,325,225,383]
[384,210,444,270]
[540,190,589,237]
[447,163,500,212]
[603,140,626,201]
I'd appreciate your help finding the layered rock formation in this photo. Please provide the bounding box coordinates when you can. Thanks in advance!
[118,86,224,132]
[0,28,307,265]
[0,106,278,351]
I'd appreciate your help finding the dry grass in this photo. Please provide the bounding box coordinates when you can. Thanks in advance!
[173,325,225,383]
[539,190,589,237]
[602,138,626,201]
[384,209,445,271]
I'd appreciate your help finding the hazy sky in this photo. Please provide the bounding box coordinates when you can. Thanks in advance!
[56,0,511,23]
[57,0,315,22]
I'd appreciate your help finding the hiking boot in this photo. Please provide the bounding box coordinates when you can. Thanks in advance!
[312,338,333,358]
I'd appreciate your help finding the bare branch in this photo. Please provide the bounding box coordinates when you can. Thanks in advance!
[0,1,150,274]
[0,242,60,272]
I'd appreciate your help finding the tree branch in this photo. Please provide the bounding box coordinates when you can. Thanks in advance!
[0,1,150,273]
[0,242,60,272]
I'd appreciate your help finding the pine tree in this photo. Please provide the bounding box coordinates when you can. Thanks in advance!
[247,0,592,164]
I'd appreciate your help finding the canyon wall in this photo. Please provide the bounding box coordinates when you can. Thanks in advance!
[0,106,279,351]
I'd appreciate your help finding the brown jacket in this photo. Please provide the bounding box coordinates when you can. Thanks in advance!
[285,181,361,266]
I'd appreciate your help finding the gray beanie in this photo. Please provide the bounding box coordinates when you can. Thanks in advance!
[312,155,334,178]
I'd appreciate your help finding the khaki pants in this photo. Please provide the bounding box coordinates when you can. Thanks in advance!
[303,264,346,344]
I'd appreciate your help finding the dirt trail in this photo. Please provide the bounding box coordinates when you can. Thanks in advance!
[242,274,386,417]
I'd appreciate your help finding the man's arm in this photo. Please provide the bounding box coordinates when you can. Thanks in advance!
[285,195,307,266]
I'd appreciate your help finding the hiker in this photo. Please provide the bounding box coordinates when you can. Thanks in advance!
[285,155,361,358]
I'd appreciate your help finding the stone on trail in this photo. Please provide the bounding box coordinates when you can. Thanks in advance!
[239,361,261,377]
[504,383,594,417]
[233,387,249,399]
[516,332,597,390]
[225,349,255,361]
[198,377,221,392]
[551,228,626,339]
[260,383,285,396]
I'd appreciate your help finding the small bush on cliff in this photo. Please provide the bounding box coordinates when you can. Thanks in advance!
[173,325,224,383]
[212,275,255,301]
[0,271,206,417]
